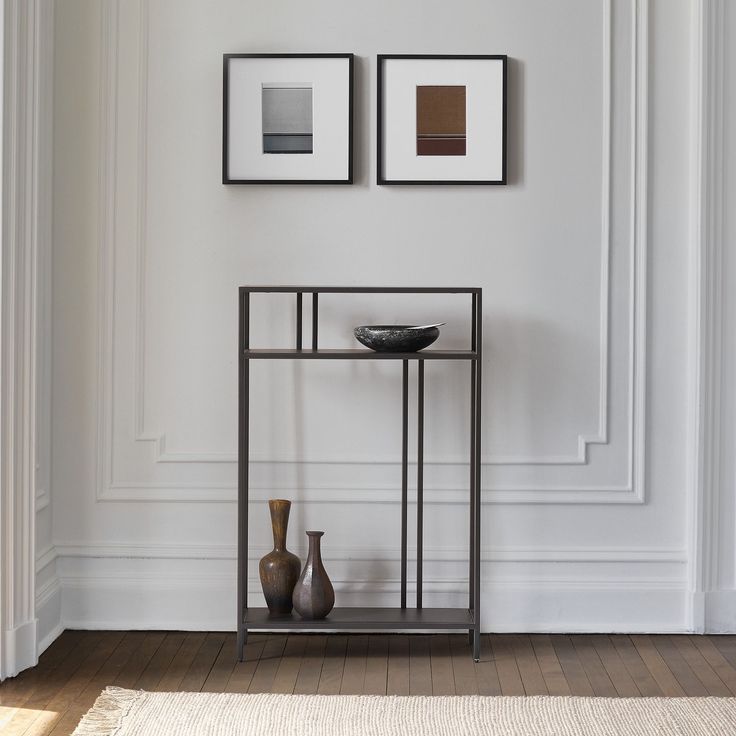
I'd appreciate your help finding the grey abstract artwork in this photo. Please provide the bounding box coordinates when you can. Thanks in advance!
[262,84,313,154]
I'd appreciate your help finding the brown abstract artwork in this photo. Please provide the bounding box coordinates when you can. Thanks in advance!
[416,85,466,156]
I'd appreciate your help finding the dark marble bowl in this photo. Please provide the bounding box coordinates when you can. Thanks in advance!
[354,325,440,353]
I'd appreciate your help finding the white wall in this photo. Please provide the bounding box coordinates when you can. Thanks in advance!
[47,0,730,633]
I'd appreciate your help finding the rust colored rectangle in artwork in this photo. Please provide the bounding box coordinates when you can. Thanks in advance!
[416,85,466,156]
[416,86,466,136]
[416,138,467,156]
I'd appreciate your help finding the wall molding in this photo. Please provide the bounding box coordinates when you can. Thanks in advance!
[95,0,648,504]
[35,544,57,574]
[99,482,648,505]
[687,0,728,633]
[143,0,614,470]
[52,540,687,564]
[1,0,54,679]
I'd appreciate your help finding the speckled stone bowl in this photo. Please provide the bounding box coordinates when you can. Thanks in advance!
[354,325,440,353]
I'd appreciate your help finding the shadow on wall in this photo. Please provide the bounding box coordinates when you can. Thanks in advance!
[507,57,524,186]
[353,55,370,187]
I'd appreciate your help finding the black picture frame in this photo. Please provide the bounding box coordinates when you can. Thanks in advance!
[377,54,507,185]
[223,53,354,185]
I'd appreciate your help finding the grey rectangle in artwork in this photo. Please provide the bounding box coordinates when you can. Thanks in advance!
[263,134,314,154]
[262,85,313,154]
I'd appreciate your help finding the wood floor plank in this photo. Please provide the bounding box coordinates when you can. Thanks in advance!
[156,632,208,692]
[45,633,150,736]
[450,635,478,695]
[202,634,238,693]
[511,635,548,695]
[590,635,640,697]
[0,631,86,715]
[113,632,166,689]
[630,635,686,696]
[363,636,389,695]
[29,631,128,736]
[36,632,87,671]
[271,636,309,694]
[711,635,736,671]
[670,636,731,696]
[570,635,617,696]
[491,635,525,696]
[316,635,348,695]
[549,635,594,696]
[223,636,267,694]
[59,632,152,708]
[247,635,288,694]
[650,636,708,696]
[2,632,110,736]
[386,635,410,695]
[690,636,736,695]
[292,635,327,695]
[529,634,571,696]
[1,630,85,713]
[0,631,86,708]
[1,632,108,736]
[409,635,432,695]
[430,635,455,695]
[474,636,502,696]
[610,635,663,696]
[134,633,187,691]
[178,633,226,693]
[12,627,736,735]
[340,636,369,695]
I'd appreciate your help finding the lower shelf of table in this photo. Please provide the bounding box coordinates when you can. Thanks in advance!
[241,607,474,631]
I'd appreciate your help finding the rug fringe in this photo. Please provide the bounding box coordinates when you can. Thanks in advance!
[71,686,142,736]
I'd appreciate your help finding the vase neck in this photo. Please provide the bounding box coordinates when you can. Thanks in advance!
[306,531,324,562]
[269,500,291,552]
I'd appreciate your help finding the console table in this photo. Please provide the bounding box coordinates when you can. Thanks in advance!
[237,286,482,660]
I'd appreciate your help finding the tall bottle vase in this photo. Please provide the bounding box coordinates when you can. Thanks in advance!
[258,499,302,615]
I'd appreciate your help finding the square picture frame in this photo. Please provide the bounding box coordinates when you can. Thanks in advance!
[377,55,507,185]
[223,53,354,184]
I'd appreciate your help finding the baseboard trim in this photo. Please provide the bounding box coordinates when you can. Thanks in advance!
[704,591,736,632]
[2,619,38,679]
[36,568,63,657]
[58,573,690,634]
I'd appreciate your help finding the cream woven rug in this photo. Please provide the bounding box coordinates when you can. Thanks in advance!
[72,686,736,736]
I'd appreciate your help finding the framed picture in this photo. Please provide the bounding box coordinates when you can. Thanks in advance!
[377,55,507,185]
[223,53,354,184]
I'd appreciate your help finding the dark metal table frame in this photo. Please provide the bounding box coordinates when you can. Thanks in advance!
[237,286,482,660]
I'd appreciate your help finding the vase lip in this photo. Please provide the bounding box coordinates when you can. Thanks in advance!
[268,498,291,506]
[305,530,324,537]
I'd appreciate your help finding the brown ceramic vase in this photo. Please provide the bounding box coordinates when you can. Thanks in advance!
[259,499,302,615]
[292,531,335,620]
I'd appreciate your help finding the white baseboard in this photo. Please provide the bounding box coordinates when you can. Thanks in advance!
[2,619,38,679]
[58,570,690,633]
[36,575,63,656]
[484,586,688,633]
[52,541,692,632]
[704,591,736,633]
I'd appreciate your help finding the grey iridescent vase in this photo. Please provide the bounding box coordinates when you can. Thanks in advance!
[259,500,301,615]
[292,531,335,620]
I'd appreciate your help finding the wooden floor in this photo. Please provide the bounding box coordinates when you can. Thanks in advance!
[2,632,736,735]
